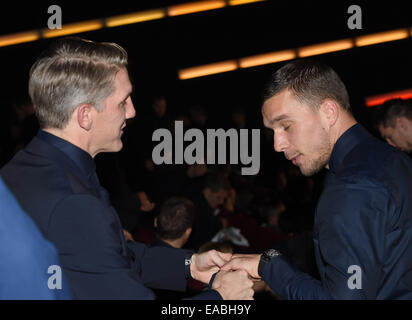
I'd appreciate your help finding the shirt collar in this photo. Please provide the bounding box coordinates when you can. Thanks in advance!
[328,123,371,173]
[36,130,95,178]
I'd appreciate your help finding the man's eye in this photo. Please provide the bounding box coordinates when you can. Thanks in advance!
[119,101,126,107]
[284,125,290,131]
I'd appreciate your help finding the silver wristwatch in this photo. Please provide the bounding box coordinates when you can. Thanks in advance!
[258,249,282,277]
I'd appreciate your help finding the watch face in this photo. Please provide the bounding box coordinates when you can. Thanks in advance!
[265,249,280,258]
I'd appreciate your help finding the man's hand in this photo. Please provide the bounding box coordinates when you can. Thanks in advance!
[221,254,261,279]
[190,249,232,284]
[123,229,134,242]
[136,192,155,212]
[212,270,254,300]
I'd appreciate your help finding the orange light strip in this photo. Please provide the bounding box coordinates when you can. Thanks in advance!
[365,89,412,107]
[178,60,238,80]
[355,29,409,47]
[106,9,166,27]
[0,30,40,47]
[0,1,267,47]
[298,39,353,57]
[167,1,226,17]
[229,0,265,5]
[239,50,296,68]
[43,20,103,38]
[179,26,412,80]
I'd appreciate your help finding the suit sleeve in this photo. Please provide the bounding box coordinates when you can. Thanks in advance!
[47,194,157,299]
[126,241,187,291]
[263,183,391,300]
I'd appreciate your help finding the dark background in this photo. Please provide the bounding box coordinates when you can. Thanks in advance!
[0,0,411,131]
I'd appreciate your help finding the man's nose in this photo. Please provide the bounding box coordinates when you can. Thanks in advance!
[273,131,289,152]
[126,98,136,119]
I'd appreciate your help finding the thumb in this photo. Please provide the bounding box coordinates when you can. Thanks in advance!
[216,251,232,263]
[211,251,233,268]
[221,259,237,271]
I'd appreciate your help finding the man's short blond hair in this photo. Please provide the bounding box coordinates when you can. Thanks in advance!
[29,37,128,129]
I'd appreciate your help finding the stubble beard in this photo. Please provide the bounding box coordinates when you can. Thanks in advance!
[299,134,332,177]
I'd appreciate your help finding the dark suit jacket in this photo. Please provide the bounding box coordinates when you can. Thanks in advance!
[150,236,173,249]
[262,124,412,299]
[1,133,220,300]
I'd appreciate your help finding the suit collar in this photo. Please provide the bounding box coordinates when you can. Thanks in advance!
[25,134,91,188]
[329,123,371,173]
[36,130,95,178]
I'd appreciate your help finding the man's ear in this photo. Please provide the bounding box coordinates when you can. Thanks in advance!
[320,99,339,128]
[77,103,93,130]
[397,117,409,131]
[185,227,192,239]
[154,217,158,228]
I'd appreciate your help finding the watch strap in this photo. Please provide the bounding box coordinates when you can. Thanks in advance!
[258,254,268,277]
[258,249,281,277]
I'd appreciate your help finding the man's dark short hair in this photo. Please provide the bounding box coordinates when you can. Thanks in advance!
[156,197,195,240]
[263,59,352,113]
[377,98,412,128]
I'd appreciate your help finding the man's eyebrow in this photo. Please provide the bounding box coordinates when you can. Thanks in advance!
[268,114,290,125]
[121,89,133,102]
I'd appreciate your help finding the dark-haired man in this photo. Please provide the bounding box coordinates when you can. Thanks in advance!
[223,59,412,299]
[184,172,231,251]
[152,197,195,249]
[150,197,197,299]
[376,98,412,153]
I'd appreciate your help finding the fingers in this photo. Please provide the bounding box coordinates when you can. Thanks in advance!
[220,258,240,272]
[213,269,254,300]
[243,288,255,300]
[209,250,232,268]
[221,269,253,287]
[216,250,233,263]
[222,254,261,278]
[209,266,220,275]
[123,229,134,242]
[235,271,254,300]
[141,201,155,212]
[193,251,260,286]
[190,252,225,284]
